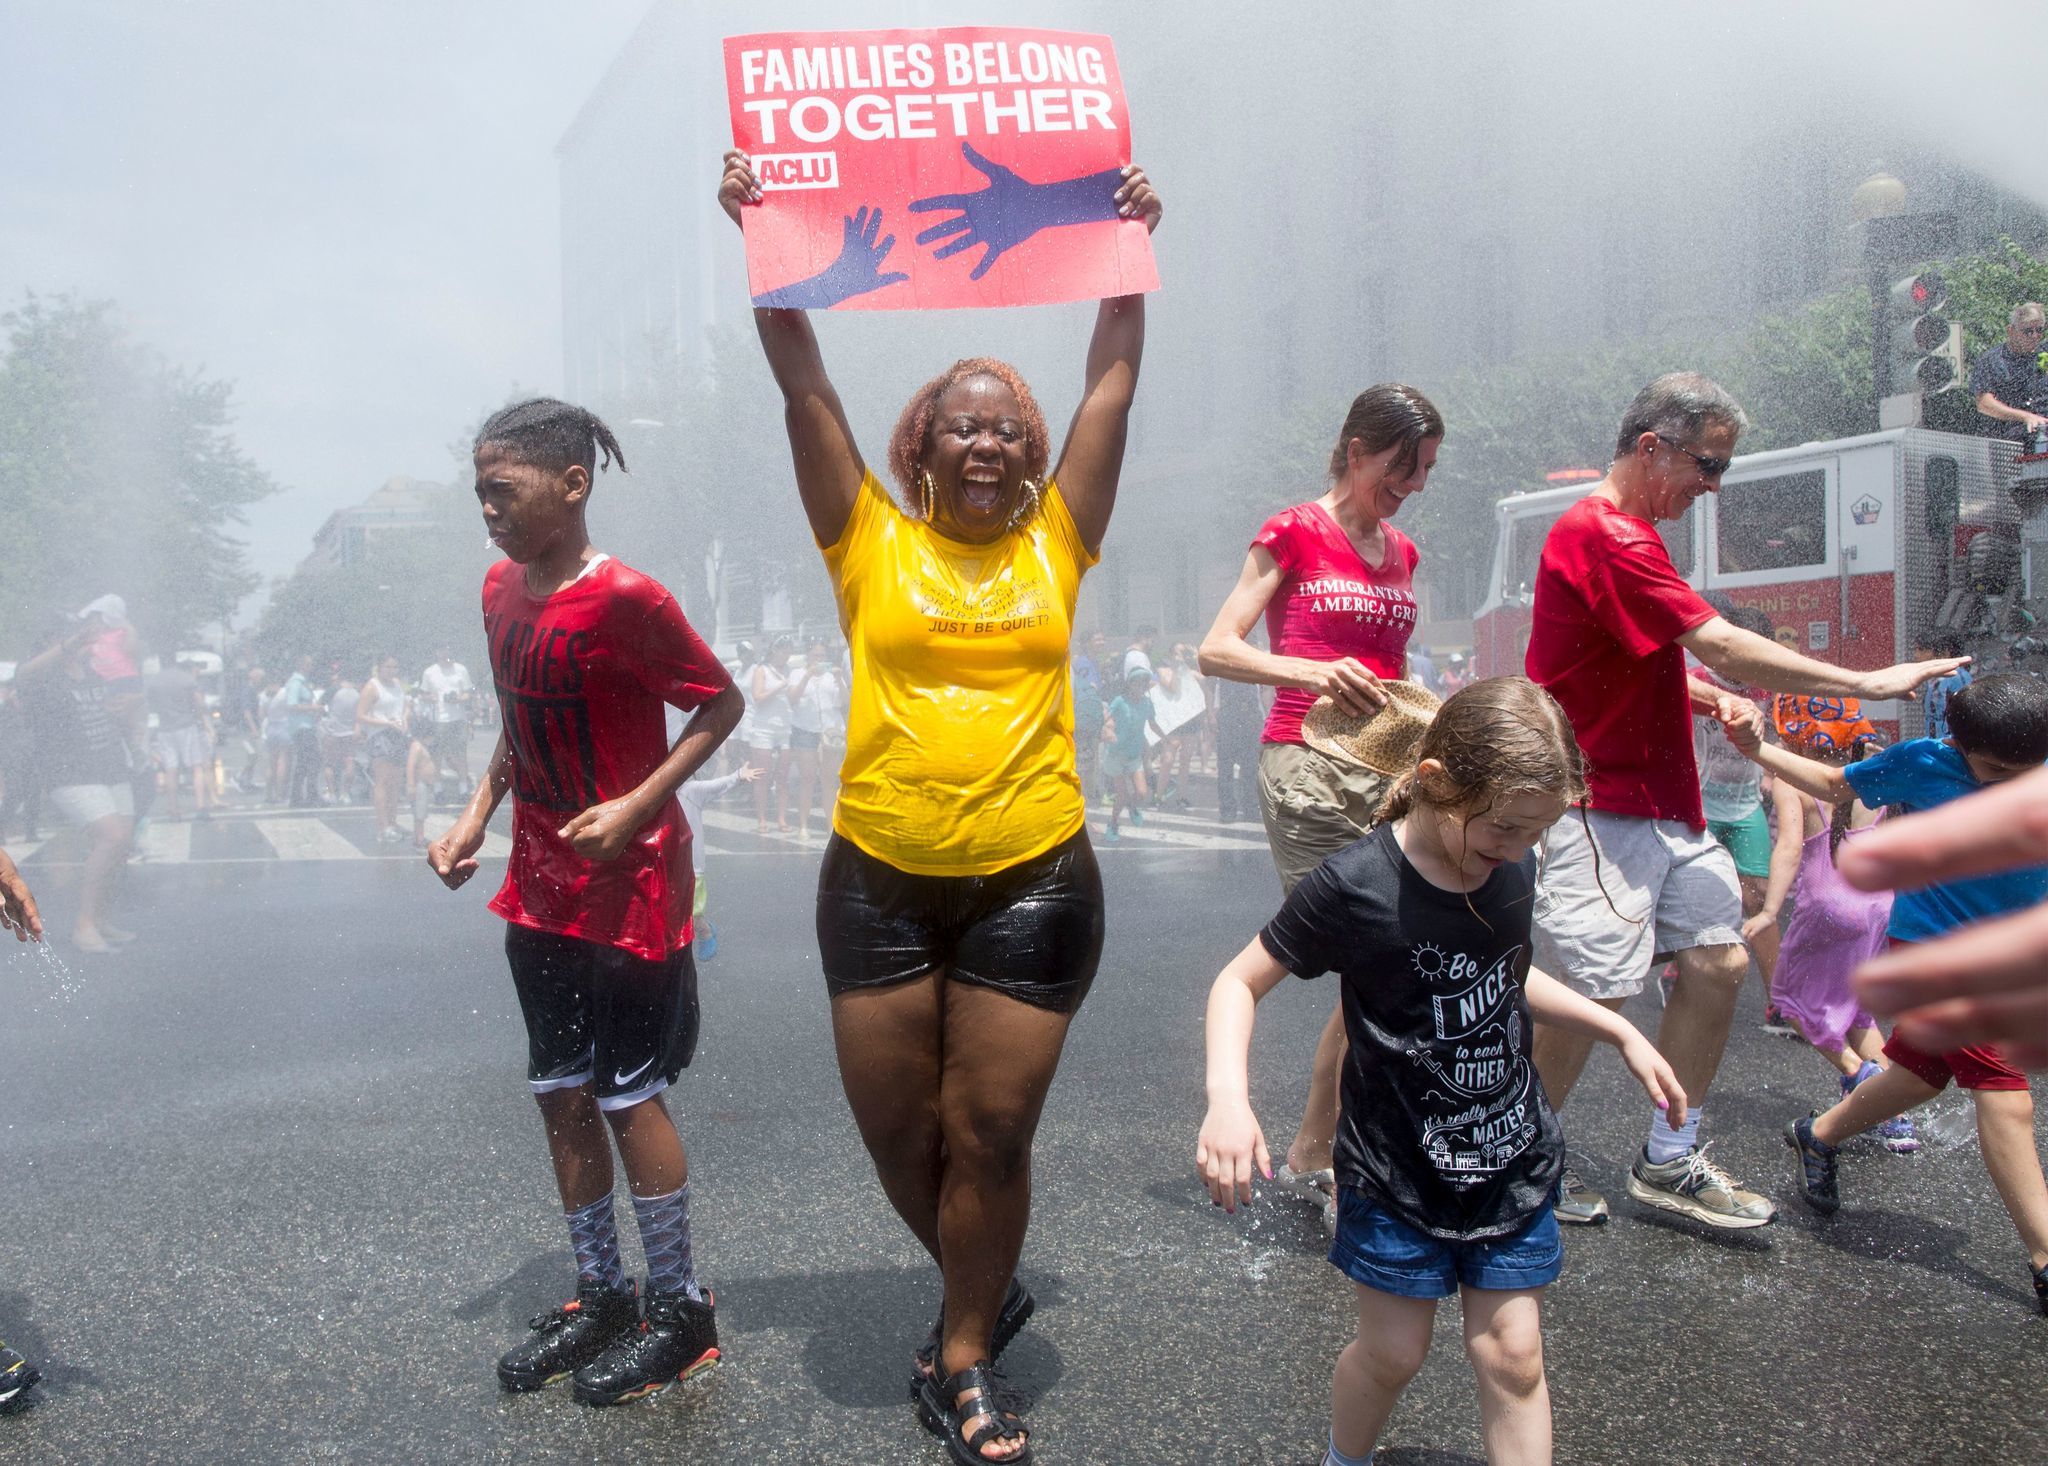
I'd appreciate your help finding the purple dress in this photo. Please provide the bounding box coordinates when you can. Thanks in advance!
[1774,821,1890,1053]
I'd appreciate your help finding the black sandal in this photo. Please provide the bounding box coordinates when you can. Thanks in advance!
[913,1278,1035,1386]
[918,1361,1032,1465]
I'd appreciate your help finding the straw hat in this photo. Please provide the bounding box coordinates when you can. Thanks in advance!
[1300,679,1442,775]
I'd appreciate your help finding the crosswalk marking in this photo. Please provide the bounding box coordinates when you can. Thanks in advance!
[133,820,191,863]
[254,818,364,861]
[12,800,1272,865]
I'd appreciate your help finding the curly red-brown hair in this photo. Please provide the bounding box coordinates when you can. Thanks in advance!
[886,357,1050,503]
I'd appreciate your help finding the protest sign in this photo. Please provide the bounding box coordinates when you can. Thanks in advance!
[723,27,1159,311]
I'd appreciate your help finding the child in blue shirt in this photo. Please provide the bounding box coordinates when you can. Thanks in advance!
[1731,674,2048,1314]
[1099,667,1159,843]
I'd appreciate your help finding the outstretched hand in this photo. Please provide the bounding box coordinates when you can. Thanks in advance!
[1859,655,1971,703]
[736,764,763,783]
[910,146,1159,281]
[752,205,909,310]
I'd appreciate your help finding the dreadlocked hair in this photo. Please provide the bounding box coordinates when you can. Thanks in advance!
[1377,676,1587,826]
[474,397,628,477]
[886,358,1050,506]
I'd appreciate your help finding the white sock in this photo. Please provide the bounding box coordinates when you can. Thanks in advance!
[1325,1435,1374,1466]
[1645,1104,1702,1164]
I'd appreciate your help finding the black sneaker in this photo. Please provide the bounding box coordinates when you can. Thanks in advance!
[573,1287,719,1406]
[0,1341,41,1415]
[2033,1264,2047,1318]
[1785,1114,1841,1216]
[496,1277,639,1392]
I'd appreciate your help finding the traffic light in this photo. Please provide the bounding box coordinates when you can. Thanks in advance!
[1881,269,1969,427]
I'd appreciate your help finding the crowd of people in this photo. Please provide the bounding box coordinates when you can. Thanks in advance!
[3,157,2044,1465]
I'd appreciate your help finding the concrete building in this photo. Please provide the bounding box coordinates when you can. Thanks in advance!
[302,476,446,572]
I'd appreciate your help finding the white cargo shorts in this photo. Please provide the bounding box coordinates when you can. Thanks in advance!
[1533,809,1744,1002]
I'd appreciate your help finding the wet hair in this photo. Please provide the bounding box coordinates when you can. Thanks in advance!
[1946,674,2048,765]
[1613,372,1748,458]
[886,358,1049,497]
[1379,676,1587,826]
[1914,628,1965,658]
[1328,384,1444,480]
[1378,676,1598,924]
[474,397,627,478]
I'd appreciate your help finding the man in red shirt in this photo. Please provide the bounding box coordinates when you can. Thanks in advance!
[429,398,742,1404]
[1525,372,1967,1231]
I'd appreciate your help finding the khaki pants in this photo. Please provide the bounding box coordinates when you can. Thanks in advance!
[1256,741,1396,894]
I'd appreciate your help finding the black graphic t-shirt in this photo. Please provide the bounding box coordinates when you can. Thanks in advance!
[1260,823,1563,1241]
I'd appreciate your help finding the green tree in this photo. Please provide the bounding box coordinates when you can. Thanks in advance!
[0,294,272,654]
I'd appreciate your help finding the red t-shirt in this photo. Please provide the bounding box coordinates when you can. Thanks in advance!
[1525,496,1716,827]
[482,556,732,960]
[1253,502,1419,744]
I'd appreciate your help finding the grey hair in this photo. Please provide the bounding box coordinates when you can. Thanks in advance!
[1613,372,1749,459]
[2011,301,2045,327]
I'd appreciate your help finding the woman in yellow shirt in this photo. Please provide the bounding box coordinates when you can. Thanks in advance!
[721,150,1160,1465]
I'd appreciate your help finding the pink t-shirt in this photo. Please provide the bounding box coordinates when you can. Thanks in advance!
[1253,502,1419,744]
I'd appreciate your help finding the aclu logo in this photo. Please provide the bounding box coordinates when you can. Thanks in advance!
[754,152,838,190]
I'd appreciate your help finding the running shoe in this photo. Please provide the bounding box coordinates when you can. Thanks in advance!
[1840,1059,1881,1098]
[1784,1115,1841,1215]
[695,921,719,962]
[0,1341,42,1415]
[1554,1163,1610,1226]
[497,1277,639,1392]
[1627,1144,1776,1228]
[1760,1006,1799,1038]
[1874,1113,1922,1154]
[1099,825,1120,844]
[1128,806,1145,826]
[573,1287,719,1406]
[2034,1264,2048,1317]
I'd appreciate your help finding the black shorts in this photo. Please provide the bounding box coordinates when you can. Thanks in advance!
[816,829,1104,1014]
[504,924,700,1111]
[429,721,470,762]
[790,727,821,752]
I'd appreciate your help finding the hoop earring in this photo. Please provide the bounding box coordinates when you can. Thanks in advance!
[919,469,936,522]
[1006,478,1043,534]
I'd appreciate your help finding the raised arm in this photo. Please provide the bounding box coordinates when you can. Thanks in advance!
[719,151,867,546]
[1198,548,1389,716]
[1048,167,1161,555]
[1679,615,1968,702]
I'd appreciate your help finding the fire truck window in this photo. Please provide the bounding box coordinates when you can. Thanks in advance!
[1716,470,1827,574]
[1508,511,1564,599]
[1658,506,1695,577]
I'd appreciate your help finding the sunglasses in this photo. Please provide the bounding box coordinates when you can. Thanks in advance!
[1654,433,1731,477]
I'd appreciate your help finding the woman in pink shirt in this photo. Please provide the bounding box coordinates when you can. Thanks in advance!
[1198,383,1443,1216]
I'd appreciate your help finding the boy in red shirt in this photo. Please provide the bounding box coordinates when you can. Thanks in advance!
[429,398,741,1405]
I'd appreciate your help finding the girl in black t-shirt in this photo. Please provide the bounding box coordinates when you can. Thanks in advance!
[1198,677,1686,1466]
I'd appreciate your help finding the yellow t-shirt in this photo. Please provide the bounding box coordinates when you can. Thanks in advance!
[822,471,1096,875]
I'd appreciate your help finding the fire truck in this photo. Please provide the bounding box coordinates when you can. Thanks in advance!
[1471,428,2048,736]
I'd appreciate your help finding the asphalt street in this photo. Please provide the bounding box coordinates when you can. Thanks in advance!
[2,798,2044,1463]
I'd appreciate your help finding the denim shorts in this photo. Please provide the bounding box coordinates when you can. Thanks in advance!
[1328,1187,1563,1299]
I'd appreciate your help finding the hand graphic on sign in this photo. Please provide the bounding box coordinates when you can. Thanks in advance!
[751,206,909,310]
[910,144,1134,281]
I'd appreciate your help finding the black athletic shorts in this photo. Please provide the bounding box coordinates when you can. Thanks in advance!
[816,828,1104,1014]
[504,924,700,1111]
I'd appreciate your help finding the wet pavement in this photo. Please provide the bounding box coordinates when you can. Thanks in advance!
[2,809,2044,1463]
